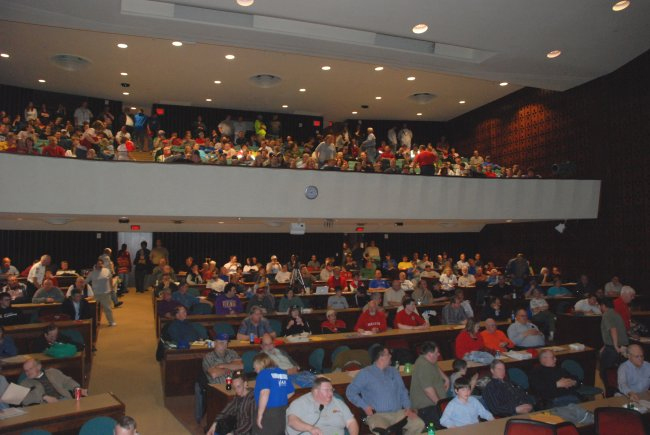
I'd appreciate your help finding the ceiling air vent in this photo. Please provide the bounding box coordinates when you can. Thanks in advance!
[408,93,435,104]
[50,54,92,72]
[249,74,282,88]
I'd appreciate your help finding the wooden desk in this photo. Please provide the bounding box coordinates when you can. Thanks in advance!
[205,345,596,425]
[555,313,603,350]
[14,300,99,343]
[438,391,649,434]
[163,321,509,397]
[0,352,86,388]
[5,319,93,366]
[0,392,125,435]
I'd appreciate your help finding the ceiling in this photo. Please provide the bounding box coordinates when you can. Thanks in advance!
[0,0,648,122]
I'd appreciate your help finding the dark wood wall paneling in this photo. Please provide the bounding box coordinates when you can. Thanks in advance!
[0,230,117,272]
[152,104,323,143]
[0,84,122,126]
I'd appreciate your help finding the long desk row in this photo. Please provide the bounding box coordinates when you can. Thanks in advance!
[205,344,596,425]
[163,321,510,396]
[0,352,85,388]
[13,300,100,343]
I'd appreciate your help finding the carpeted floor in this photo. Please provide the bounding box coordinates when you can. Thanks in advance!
[88,289,199,434]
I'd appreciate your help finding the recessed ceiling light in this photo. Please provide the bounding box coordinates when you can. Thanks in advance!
[612,1,630,11]
[506,219,513,223]
[122,92,130,95]
[218,221,225,224]
[0,53,9,58]
[499,82,509,87]
[374,66,384,71]
[299,88,306,92]
[120,72,128,76]
[459,100,466,104]
[172,41,183,47]
[352,111,358,115]
[547,50,562,59]
[236,0,254,6]
[375,96,382,100]
[282,104,288,108]
[416,113,422,116]
[321,65,331,71]
[407,76,416,81]
[225,54,235,60]
[214,80,222,84]
[130,106,137,110]
[206,98,212,102]
[412,24,428,34]
[38,79,46,83]
[117,43,128,49]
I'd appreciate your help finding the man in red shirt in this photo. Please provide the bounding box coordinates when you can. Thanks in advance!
[614,285,636,332]
[41,136,66,157]
[413,145,438,175]
[327,266,347,291]
[354,299,387,333]
[394,298,428,330]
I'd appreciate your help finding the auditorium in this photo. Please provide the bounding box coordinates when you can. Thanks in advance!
[1,1,650,434]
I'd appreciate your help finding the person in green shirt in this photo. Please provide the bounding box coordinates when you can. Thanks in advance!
[360,260,377,280]
[409,341,450,429]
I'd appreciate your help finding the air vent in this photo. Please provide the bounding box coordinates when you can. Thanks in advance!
[50,54,92,72]
[249,74,282,88]
[408,93,435,104]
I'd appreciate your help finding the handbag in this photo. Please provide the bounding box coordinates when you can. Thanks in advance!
[44,342,77,358]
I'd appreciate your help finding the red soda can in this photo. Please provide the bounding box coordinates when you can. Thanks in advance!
[74,387,81,400]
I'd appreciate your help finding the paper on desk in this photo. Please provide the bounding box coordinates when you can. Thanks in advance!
[0,355,29,364]
[1,382,30,406]
[0,407,27,420]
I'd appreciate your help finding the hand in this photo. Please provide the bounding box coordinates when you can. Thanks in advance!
[46,297,54,303]
[81,389,88,396]
[443,378,450,391]
[256,414,263,429]
[206,422,216,435]
[471,372,479,382]
[371,328,379,333]
[309,428,323,435]
[43,395,58,403]
[556,378,576,388]
[404,409,418,419]
[364,406,374,416]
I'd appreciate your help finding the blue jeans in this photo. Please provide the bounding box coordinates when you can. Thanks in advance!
[118,273,129,292]
[551,394,580,407]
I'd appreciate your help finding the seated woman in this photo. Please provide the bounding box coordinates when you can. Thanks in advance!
[284,306,311,336]
[320,309,347,334]
[412,279,434,305]
[547,279,571,297]
[454,319,485,359]
[480,296,510,321]
[277,288,305,313]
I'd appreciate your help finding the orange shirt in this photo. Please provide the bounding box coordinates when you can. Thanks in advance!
[480,329,514,352]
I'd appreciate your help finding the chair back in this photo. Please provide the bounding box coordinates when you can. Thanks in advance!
[332,349,371,371]
[79,416,118,435]
[504,418,557,435]
[308,348,325,373]
[190,303,212,315]
[594,406,645,435]
[187,287,200,297]
[330,345,350,364]
[556,421,580,435]
[213,323,236,339]
[242,350,259,375]
[560,359,584,382]
[507,367,530,390]
[60,329,84,347]
[268,318,283,337]
[437,397,452,416]
[190,322,208,340]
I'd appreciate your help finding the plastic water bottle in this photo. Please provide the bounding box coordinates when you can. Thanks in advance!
[511,312,516,322]
[427,422,436,435]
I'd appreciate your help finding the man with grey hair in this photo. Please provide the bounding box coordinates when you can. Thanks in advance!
[27,254,51,288]
[114,416,137,435]
[614,285,636,333]
[617,343,650,402]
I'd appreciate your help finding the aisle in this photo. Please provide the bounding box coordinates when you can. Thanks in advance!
[88,290,191,434]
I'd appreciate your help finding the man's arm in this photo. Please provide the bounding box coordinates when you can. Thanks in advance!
[609,327,623,352]
[345,373,370,413]
[346,418,360,435]
[287,414,323,435]
[32,290,46,303]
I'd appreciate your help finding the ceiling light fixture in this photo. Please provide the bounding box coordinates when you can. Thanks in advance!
[374,66,384,71]
[236,0,254,6]
[218,221,225,224]
[122,92,130,95]
[412,24,428,34]
[351,111,358,115]
[459,100,466,104]
[375,96,382,100]
[0,53,9,58]
[416,113,422,116]
[117,43,128,49]
[120,72,128,76]
[172,41,183,47]
[321,65,331,71]
[282,104,288,108]
[38,79,46,83]
[214,80,222,84]
[612,1,630,11]
[499,82,509,87]
[206,98,212,102]
[299,88,306,92]
[407,76,416,81]
[547,50,562,59]
[130,106,137,110]
[225,54,235,60]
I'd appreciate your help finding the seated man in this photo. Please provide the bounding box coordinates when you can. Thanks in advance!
[20,357,87,405]
[394,297,428,330]
[287,376,359,435]
[259,333,299,374]
[383,279,406,308]
[441,295,468,325]
[155,274,179,296]
[440,377,494,428]
[409,341,449,428]
[157,289,182,319]
[327,287,349,310]
[346,344,425,435]
[172,282,212,312]
[507,309,545,348]
[321,309,347,334]
[529,288,556,339]
[32,278,65,303]
[480,318,514,353]
[236,306,276,340]
[62,288,93,320]
[274,265,291,283]
[214,283,243,315]
[202,333,243,384]
[2,275,29,303]
[0,291,23,326]
[327,266,347,291]
[66,276,94,298]
[457,266,476,288]
[167,306,200,343]
[354,299,387,333]
[368,269,389,292]
[547,279,571,297]
[246,289,275,314]
[530,349,580,407]
[617,343,650,401]
[32,323,84,353]
[482,360,535,416]
[574,293,602,315]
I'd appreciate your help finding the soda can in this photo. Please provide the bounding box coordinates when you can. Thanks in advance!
[74,387,81,400]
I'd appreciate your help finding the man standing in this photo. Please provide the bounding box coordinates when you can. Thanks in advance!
[202,333,243,384]
[346,344,425,435]
[599,298,629,385]
[150,239,169,267]
[20,357,87,405]
[315,134,336,168]
[530,350,579,407]
[409,342,449,428]
[398,124,413,149]
[483,359,535,416]
[133,108,149,151]
[507,309,545,348]
[614,286,636,333]
[27,254,51,288]
[505,253,530,288]
[617,343,650,401]
[86,258,116,326]
[133,241,152,293]
[73,101,92,127]
[287,377,359,435]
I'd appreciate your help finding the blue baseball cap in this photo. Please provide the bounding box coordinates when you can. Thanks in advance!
[216,333,229,341]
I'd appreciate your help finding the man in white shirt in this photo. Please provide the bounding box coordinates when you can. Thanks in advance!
[457,266,476,287]
[223,256,240,275]
[85,259,116,326]
[274,265,291,284]
[27,255,51,287]
[384,280,406,308]
[573,294,602,315]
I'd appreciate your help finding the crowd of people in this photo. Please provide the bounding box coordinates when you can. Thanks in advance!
[0,101,544,178]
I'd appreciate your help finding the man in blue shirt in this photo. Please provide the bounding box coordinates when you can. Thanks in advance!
[368,269,389,292]
[346,344,424,435]
[172,283,212,312]
[618,344,650,401]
